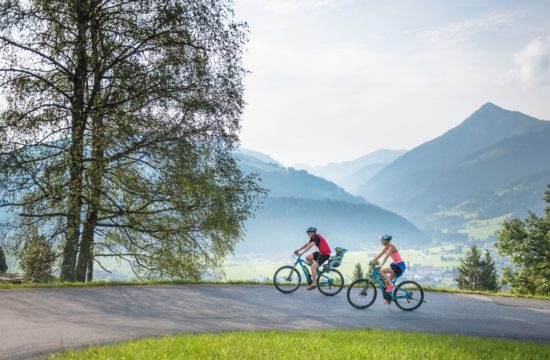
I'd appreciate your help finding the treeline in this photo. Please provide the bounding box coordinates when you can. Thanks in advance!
[456,185,550,295]
[0,0,263,282]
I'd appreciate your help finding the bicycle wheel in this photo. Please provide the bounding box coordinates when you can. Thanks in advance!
[273,266,301,294]
[317,269,344,296]
[347,279,377,309]
[393,280,424,311]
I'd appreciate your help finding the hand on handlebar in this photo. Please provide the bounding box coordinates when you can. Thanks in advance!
[294,250,301,256]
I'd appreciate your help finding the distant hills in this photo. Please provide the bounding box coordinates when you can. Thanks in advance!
[356,103,550,240]
[297,149,406,193]
[235,151,431,253]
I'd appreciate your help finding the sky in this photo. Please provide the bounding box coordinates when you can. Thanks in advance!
[233,0,550,167]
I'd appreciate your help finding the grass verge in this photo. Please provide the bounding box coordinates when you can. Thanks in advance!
[2,279,549,301]
[50,329,550,360]
[423,287,550,301]
[0,279,270,290]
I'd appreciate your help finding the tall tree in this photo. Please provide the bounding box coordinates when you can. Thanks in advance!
[495,185,550,295]
[457,245,498,291]
[479,250,499,291]
[0,0,263,281]
[352,262,365,282]
[457,245,482,290]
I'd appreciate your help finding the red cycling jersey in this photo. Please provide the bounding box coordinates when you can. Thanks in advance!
[310,233,331,255]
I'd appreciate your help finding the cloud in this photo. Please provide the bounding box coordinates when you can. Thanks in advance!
[417,10,517,44]
[258,0,356,14]
[507,35,550,89]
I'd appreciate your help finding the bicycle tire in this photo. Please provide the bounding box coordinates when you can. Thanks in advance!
[393,280,424,311]
[317,269,344,296]
[273,266,301,294]
[346,278,377,309]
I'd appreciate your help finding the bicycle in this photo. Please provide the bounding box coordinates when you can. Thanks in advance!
[273,254,344,296]
[347,264,424,311]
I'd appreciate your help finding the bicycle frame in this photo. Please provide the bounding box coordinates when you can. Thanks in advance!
[369,266,413,301]
[292,255,334,286]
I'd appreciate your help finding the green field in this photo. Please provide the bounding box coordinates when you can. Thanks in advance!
[224,246,464,282]
[50,329,550,360]
[458,214,512,240]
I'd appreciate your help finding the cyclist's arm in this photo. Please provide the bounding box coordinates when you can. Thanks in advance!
[371,246,388,262]
[296,242,313,254]
[380,245,396,266]
[380,253,390,267]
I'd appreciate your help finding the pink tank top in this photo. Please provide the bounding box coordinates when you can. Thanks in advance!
[390,249,404,263]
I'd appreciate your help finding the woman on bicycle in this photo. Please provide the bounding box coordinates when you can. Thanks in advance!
[370,234,406,293]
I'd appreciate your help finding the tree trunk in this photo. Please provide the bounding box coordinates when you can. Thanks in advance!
[60,0,90,281]
[87,244,94,282]
[76,9,104,282]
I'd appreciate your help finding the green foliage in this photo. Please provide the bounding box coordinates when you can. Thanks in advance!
[351,262,365,281]
[19,234,56,282]
[545,184,550,217]
[495,187,550,295]
[51,329,550,360]
[0,0,263,281]
[457,245,499,291]
[0,246,7,273]
[480,250,499,291]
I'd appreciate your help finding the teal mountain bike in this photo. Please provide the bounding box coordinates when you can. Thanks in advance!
[347,265,424,311]
[273,254,344,296]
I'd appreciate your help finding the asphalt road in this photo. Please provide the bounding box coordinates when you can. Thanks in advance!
[1,285,549,359]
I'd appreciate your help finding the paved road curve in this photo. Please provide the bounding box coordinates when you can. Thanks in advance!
[1,285,550,359]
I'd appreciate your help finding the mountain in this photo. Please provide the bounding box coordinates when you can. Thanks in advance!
[339,162,389,194]
[358,103,550,240]
[298,149,407,185]
[238,152,367,205]
[237,148,281,166]
[235,151,431,253]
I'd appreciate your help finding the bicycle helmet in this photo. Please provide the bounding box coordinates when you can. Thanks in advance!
[380,234,392,241]
[306,226,317,233]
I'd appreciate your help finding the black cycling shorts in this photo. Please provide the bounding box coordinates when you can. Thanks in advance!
[313,251,330,266]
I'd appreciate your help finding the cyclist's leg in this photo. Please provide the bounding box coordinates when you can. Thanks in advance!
[381,267,396,291]
[307,252,320,289]
[310,261,319,286]
[305,252,315,265]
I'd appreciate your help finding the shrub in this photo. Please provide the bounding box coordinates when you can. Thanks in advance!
[0,246,7,273]
[20,235,56,282]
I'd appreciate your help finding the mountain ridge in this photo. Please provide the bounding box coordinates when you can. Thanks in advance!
[234,151,431,253]
[357,102,550,240]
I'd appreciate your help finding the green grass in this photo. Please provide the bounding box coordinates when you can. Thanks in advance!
[50,329,550,360]
[0,279,269,290]
[224,249,462,282]
[459,214,512,240]
[423,287,550,301]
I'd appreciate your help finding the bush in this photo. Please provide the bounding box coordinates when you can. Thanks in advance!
[495,185,550,295]
[0,246,7,273]
[20,235,56,282]
[351,262,366,282]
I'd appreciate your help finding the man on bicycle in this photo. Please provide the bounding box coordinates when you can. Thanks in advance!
[294,226,332,290]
